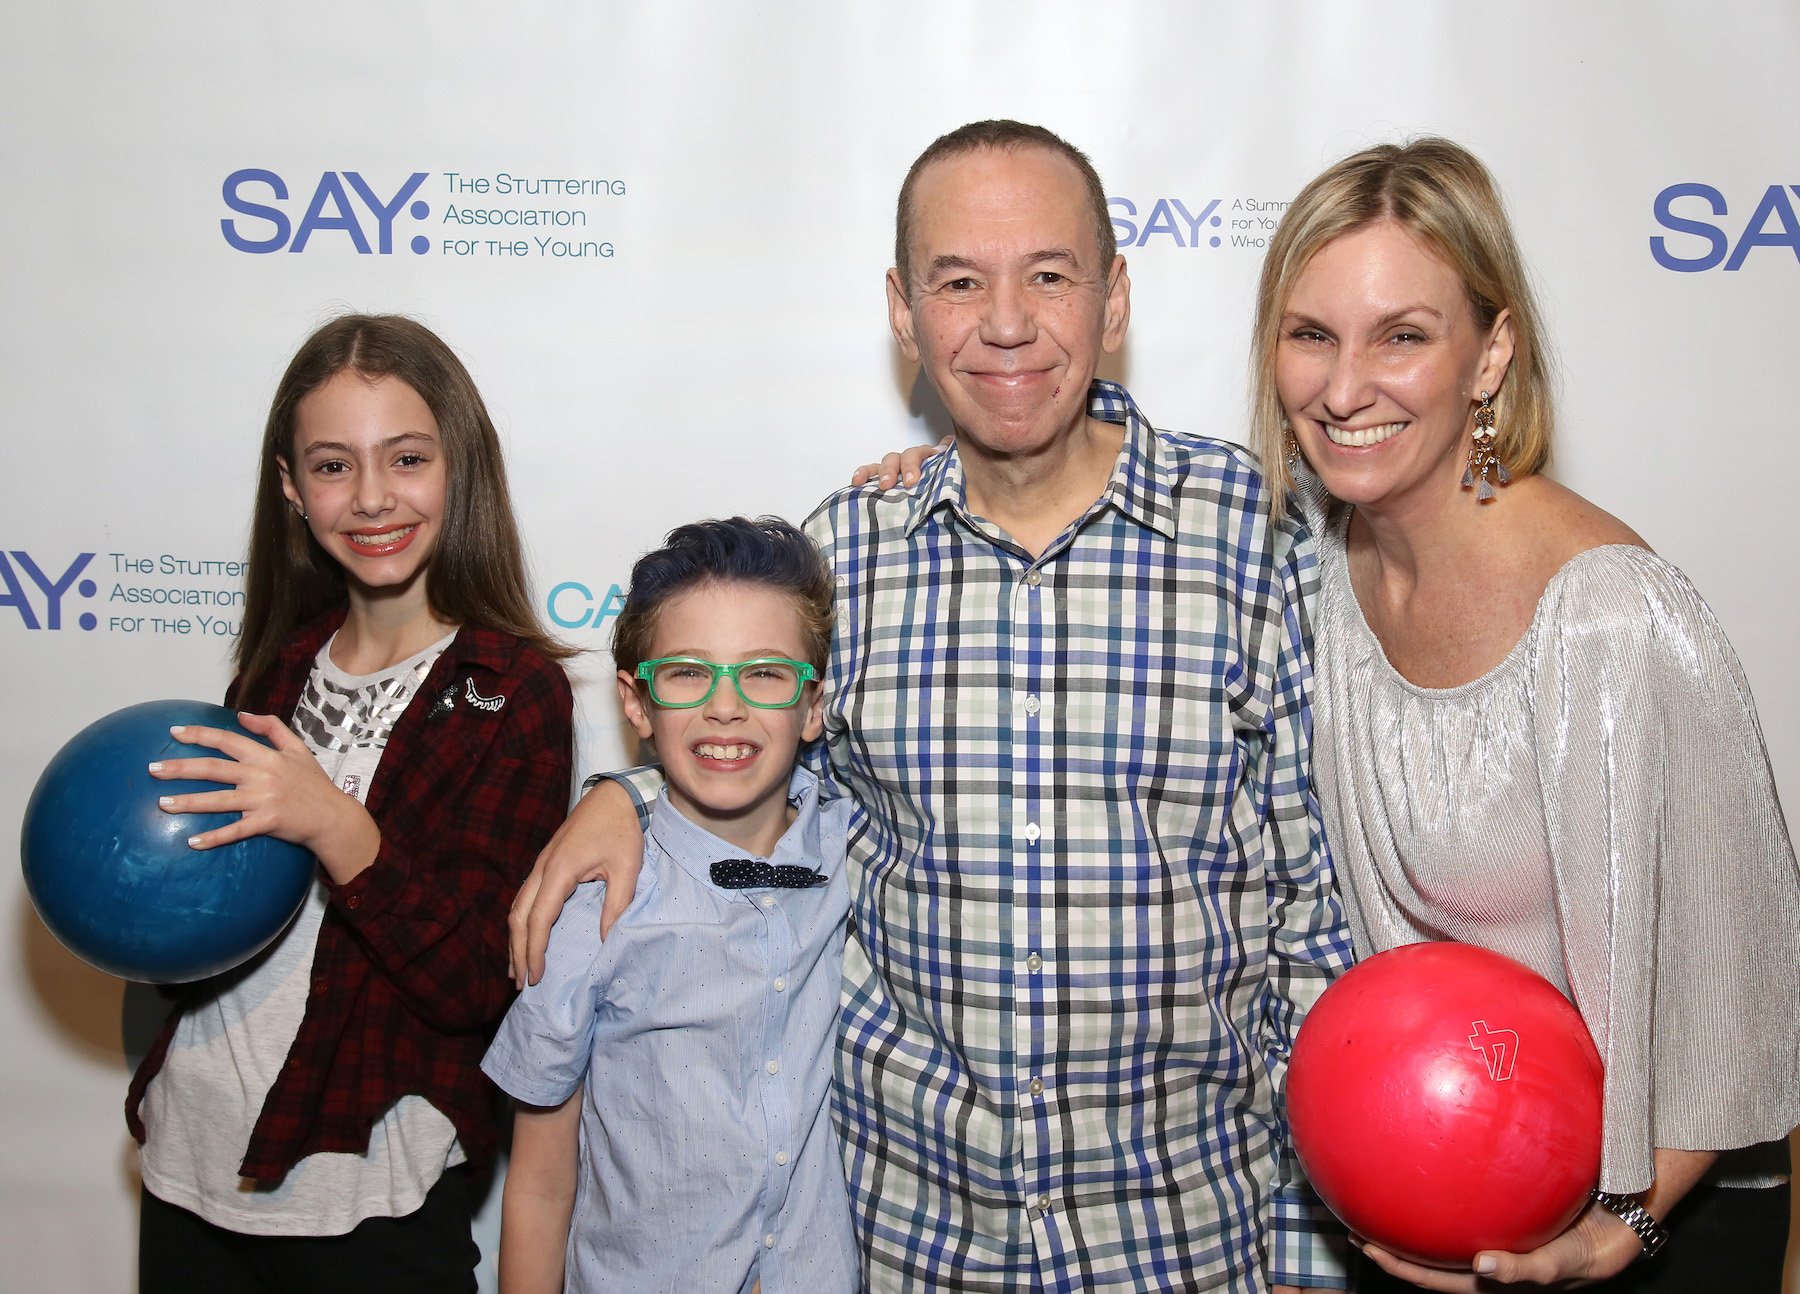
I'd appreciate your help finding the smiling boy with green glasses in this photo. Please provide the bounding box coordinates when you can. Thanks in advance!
[484,516,856,1294]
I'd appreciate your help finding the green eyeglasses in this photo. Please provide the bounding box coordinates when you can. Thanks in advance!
[635,656,817,709]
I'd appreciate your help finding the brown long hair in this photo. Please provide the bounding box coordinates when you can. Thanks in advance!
[235,314,574,692]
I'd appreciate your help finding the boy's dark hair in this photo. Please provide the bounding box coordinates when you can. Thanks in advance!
[612,516,833,675]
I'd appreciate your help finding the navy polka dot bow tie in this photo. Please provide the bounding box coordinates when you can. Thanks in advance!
[710,859,831,889]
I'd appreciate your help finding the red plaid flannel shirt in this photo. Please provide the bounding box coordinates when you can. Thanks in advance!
[126,608,573,1181]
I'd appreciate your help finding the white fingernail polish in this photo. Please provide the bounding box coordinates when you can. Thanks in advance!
[158,796,174,808]
[187,836,204,848]
[148,762,164,773]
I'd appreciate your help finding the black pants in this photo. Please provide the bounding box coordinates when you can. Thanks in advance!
[1353,1183,1791,1293]
[139,1166,480,1294]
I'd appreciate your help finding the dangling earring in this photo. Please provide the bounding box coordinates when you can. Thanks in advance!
[1462,391,1510,502]
[1282,419,1299,479]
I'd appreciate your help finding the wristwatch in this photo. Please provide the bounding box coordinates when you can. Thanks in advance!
[1590,1189,1669,1259]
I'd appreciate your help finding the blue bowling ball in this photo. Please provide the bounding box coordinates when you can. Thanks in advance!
[21,699,315,983]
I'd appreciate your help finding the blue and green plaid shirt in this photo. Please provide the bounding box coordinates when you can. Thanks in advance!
[808,381,1352,1292]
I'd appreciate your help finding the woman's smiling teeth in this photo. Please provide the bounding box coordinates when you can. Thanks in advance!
[1324,420,1405,448]
[695,742,757,761]
[347,524,418,547]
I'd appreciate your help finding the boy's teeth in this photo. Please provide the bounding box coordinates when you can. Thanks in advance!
[697,743,755,760]
[1324,421,1405,448]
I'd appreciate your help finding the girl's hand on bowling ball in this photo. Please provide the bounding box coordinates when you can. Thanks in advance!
[149,713,381,886]
[1361,1201,1639,1289]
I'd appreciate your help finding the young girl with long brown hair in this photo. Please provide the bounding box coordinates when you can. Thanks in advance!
[129,314,574,1292]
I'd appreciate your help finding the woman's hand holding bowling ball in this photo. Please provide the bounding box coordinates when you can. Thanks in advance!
[1360,1147,1713,1290]
[149,712,380,886]
[1362,1202,1633,1289]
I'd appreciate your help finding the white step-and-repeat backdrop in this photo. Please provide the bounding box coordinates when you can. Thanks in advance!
[4,4,1795,1288]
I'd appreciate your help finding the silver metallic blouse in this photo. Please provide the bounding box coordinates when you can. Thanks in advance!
[1309,501,1800,1192]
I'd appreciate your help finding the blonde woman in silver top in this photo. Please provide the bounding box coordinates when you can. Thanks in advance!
[1250,138,1799,1291]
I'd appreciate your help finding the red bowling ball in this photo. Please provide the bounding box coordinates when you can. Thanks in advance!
[1287,942,1602,1269]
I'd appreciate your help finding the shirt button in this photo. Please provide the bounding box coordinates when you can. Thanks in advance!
[760,895,776,908]
[763,1233,777,1249]
[1028,1077,1044,1096]
[1025,952,1043,972]
[765,1059,780,1075]
[1023,695,1041,716]
[1026,569,1042,587]
[1037,1194,1052,1213]
[772,977,787,992]
[345,895,362,910]
[311,977,329,996]
[1023,822,1041,844]
[775,1150,790,1166]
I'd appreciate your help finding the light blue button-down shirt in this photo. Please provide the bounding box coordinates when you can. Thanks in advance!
[483,769,856,1294]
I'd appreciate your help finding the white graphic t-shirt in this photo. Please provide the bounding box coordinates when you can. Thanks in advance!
[139,631,461,1235]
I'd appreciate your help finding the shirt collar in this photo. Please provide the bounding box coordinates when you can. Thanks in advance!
[645,766,827,895]
[901,379,1179,542]
[279,607,516,674]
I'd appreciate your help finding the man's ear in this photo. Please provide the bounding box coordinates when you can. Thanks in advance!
[887,268,922,362]
[1101,254,1131,355]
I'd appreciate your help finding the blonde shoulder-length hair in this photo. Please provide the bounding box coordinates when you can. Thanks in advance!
[1250,137,1556,517]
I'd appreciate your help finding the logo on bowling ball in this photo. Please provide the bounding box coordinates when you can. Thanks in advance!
[1467,1020,1519,1082]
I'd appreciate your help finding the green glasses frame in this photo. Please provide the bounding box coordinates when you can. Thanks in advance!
[634,656,818,709]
